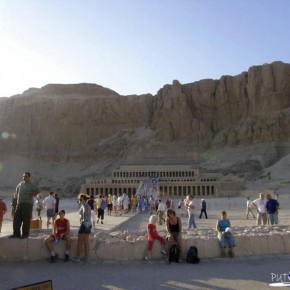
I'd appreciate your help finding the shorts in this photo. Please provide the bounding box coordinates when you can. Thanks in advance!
[79,223,92,234]
[46,208,55,218]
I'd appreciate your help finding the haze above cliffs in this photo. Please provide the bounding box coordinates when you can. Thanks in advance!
[1,61,290,194]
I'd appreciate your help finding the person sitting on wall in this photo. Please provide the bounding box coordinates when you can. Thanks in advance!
[216,211,235,258]
[45,209,71,263]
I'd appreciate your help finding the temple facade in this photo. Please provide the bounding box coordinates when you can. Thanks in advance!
[81,165,244,198]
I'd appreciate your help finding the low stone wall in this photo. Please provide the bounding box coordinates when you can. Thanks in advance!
[1,225,290,261]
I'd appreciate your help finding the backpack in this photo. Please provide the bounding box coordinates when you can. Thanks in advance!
[186,246,200,264]
[169,244,180,263]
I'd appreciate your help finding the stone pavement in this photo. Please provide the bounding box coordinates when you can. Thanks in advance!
[1,255,289,289]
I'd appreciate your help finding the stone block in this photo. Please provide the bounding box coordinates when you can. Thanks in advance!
[203,238,220,258]
[268,234,285,255]
[249,235,269,256]
[283,233,290,254]
[233,235,251,257]
[133,240,147,260]
[193,238,206,258]
[96,240,134,260]
[0,238,26,261]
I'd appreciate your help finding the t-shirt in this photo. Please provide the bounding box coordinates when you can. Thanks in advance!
[16,181,41,205]
[187,200,196,214]
[55,218,69,236]
[147,223,158,238]
[253,198,267,213]
[43,195,56,209]
[218,219,230,232]
[247,200,253,208]
[266,199,279,214]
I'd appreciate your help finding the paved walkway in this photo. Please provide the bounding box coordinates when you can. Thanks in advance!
[1,255,289,289]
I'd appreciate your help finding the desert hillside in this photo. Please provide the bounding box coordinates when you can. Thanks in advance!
[1,61,290,195]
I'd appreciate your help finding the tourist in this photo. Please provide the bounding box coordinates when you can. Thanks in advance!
[143,215,167,261]
[9,172,41,239]
[35,193,43,220]
[166,209,182,257]
[186,194,197,229]
[122,193,129,214]
[0,197,7,233]
[96,194,106,224]
[199,198,208,219]
[178,198,185,217]
[42,192,56,229]
[131,195,137,212]
[216,211,235,258]
[149,196,155,215]
[45,209,71,263]
[73,193,92,262]
[87,194,96,229]
[11,192,17,219]
[137,196,143,213]
[252,193,267,225]
[112,195,118,215]
[117,193,124,215]
[106,194,113,215]
[246,197,255,219]
[54,193,60,216]
[266,194,279,225]
[157,199,166,225]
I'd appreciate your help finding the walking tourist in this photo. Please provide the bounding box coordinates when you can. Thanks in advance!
[187,194,197,229]
[199,198,208,219]
[246,197,255,219]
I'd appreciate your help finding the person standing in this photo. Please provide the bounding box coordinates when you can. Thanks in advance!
[199,199,208,219]
[187,194,197,229]
[54,193,60,216]
[0,197,7,233]
[246,197,255,219]
[35,193,43,220]
[266,194,279,225]
[9,172,41,239]
[73,193,92,262]
[157,199,166,225]
[96,194,106,224]
[11,192,17,219]
[42,192,56,229]
[87,194,96,229]
[252,193,267,225]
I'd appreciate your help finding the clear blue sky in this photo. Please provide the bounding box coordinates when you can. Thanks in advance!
[0,0,289,97]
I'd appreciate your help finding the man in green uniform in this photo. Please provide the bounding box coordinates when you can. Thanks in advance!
[9,172,41,239]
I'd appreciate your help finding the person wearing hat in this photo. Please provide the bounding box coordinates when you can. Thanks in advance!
[44,209,71,263]
[199,199,208,219]
[0,197,7,233]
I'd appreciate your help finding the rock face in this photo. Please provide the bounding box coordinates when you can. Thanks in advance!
[1,61,290,193]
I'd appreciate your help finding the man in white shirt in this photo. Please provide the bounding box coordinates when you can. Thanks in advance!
[246,197,256,219]
[42,192,56,229]
[252,193,267,225]
[187,195,197,229]
[157,199,166,225]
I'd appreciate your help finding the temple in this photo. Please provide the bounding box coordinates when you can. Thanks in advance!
[81,165,244,198]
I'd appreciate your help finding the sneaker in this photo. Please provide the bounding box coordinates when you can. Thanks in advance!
[72,257,81,262]
[50,255,55,263]
[228,250,234,258]
[161,249,167,255]
[64,254,69,262]
[8,235,20,238]
[20,235,29,239]
[143,256,149,261]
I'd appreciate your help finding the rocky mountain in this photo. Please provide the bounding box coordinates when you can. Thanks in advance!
[1,61,290,195]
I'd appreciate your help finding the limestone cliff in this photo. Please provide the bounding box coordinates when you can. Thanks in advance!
[1,62,290,193]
